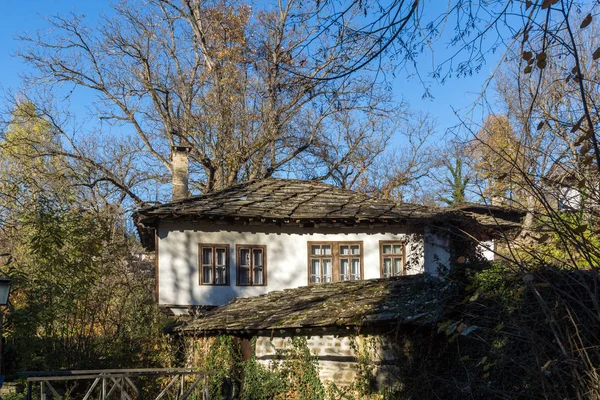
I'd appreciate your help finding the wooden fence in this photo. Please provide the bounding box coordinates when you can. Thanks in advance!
[18,368,212,400]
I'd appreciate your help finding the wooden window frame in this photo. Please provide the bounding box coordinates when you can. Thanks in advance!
[307,241,364,284]
[379,240,406,278]
[198,244,230,286]
[236,244,267,286]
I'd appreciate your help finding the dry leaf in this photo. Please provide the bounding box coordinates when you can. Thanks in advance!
[524,65,533,74]
[536,233,551,243]
[581,14,592,29]
[456,256,466,264]
[537,59,547,69]
[536,52,547,61]
[573,224,588,234]
[541,0,551,9]
[570,116,585,132]
[526,0,533,9]
[583,155,595,166]
[593,47,600,60]
[522,51,533,61]
[537,121,545,130]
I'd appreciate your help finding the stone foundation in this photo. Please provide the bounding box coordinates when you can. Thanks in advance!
[254,334,400,389]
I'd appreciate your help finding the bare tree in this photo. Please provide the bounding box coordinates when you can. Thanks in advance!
[15,0,395,199]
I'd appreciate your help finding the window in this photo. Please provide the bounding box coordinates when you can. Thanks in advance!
[308,241,363,284]
[236,245,266,286]
[199,244,229,285]
[380,241,405,278]
[309,244,333,283]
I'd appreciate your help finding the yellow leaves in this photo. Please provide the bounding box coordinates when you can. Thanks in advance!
[580,14,593,29]
[456,256,466,264]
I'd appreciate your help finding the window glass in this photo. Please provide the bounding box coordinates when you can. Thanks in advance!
[253,249,263,267]
[202,266,213,284]
[383,258,392,278]
[240,248,250,266]
[340,245,349,255]
[310,259,320,283]
[392,245,402,254]
[322,245,332,255]
[340,259,349,280]
[351,259,360,280]
[311,245,321,256]
[350,245,360,255]
[239,266,250,285]
[382,244,392,254]
[216,248,226,266]
[202,248,213,265]
[394,258,402,275]
[322,259,332,282]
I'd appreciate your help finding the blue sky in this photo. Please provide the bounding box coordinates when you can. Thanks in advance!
[0,1,503,142]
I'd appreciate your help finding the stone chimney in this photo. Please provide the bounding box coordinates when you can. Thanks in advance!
[171,145,191,201]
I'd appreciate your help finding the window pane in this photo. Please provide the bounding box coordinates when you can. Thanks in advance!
[215,266,226,284]
[253,249,263,267]
[323,259,332,282]
[202,266,213,284]
[351,259,360,280]
[340,245,349,255]
[253,266,263,285]
[392,245,402,254]
[311,245,321,256]
[240,249,250,266]
[202,248,213,265]
[383,258,392,278]
[239,266,250,285]
[322,245,332,255]
[350,245,360,255]
[382,244,392,254]
[216,248,226,266]
[340,259,349,280]
[310,259,320,283]
[394,258,403,276]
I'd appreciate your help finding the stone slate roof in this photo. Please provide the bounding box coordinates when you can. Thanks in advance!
[133,178,524,249]
[177,275,451,336]
[134,178,433,227]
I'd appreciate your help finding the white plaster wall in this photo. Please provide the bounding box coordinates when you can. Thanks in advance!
[157,221,427,306]
[478,240,495,261]
[423,228,451,275]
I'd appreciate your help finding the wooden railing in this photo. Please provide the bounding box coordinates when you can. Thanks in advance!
[18,368,212,400]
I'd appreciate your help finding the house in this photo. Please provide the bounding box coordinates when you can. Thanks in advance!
[133,149,522,315]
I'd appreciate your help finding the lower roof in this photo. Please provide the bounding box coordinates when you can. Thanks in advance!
[176,275,451,337]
